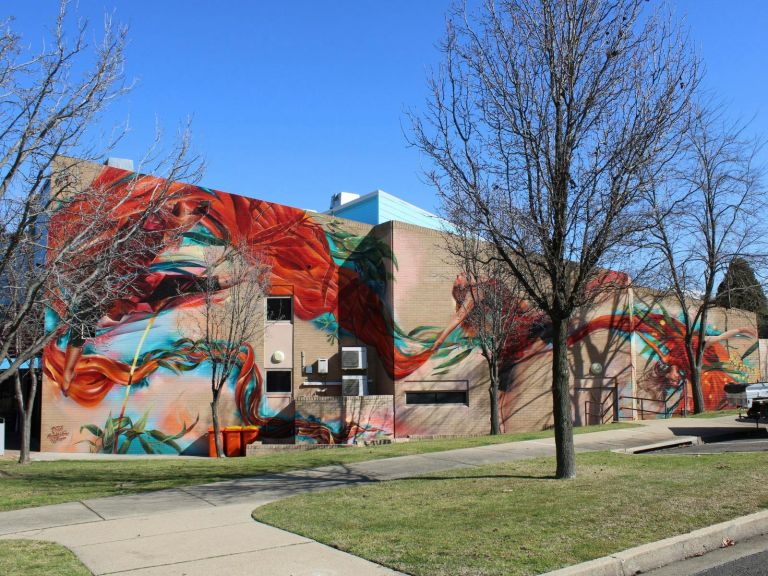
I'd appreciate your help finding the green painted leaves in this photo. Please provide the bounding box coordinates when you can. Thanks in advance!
[79,410,200,454]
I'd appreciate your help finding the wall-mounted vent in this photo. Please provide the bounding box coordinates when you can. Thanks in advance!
[342,375,368,396]
[341,347,367,370]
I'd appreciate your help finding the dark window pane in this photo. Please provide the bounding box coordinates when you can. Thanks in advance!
[405,391,468,405]
[266,371,292,393]
[435,391,468,404]
[267,297,292,321]
[405,392,434,405]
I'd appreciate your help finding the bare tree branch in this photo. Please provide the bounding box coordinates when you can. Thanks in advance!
[178,240,270,458]
[410,0,698,478]
[644,104,765,413]
[0,2,203,463]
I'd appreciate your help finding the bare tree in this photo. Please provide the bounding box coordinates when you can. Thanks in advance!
[446,210,536,434]
[646,106,764,413]
[5,227,42,465]
[0,2,202,463]
[411,0,697,477]
[181,242,270,458]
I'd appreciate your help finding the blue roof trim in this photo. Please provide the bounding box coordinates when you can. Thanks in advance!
[327,190,451,232]
[329,195,379,226]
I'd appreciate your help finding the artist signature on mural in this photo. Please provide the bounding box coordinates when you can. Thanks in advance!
[47,425,69,444]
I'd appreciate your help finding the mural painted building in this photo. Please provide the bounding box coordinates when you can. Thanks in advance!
[39,160,762,454]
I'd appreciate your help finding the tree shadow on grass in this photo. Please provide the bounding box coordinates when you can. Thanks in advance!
[395,473,557,481]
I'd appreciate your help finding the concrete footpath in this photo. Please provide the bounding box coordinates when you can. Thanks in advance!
[0,416,761,576]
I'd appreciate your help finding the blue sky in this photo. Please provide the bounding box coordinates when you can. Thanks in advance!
[8,1,768,213]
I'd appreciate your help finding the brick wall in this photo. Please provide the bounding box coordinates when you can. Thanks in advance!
[39,160,763,455]
[294,394,394,444]
[390,221,493,437]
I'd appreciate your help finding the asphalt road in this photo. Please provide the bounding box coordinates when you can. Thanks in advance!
[693,549,768,576]
[646,533,768,576]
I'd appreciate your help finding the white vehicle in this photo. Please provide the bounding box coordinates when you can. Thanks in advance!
[724,382,768,410]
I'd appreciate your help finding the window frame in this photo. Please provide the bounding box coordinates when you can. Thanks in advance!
[266,296,293,323]
[265,369,293,395]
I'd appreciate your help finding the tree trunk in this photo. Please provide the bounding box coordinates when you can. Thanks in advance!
[689,367,705,414]
[20,408,32,464]
[489,360,500,435]
[551,315,575,479]
[685,325,706,414]
[211,395,224,458]
[13,370,34,465]
[686,338,705,414]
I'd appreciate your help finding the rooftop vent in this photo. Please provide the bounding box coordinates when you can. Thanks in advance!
[105,157,134,171]
[330,191,360,210]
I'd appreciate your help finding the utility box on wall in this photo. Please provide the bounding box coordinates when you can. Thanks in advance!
[342,375,368,396]
[317,358,329,374]
[341,347,367,370]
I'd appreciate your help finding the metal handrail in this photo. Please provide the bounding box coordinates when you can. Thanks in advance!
[583,386,618,425]
[620,382,687,420]
[584,398,614,424]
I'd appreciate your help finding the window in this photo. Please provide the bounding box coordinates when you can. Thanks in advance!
[405,391,468,405]
[266,297,292,322]
[266,370,292,394]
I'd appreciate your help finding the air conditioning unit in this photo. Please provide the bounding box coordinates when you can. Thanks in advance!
[317,358,329,374]
[342,375,368,396]
[341,346,367,370]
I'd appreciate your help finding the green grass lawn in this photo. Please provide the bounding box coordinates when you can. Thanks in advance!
[253,451,768,576]
[688,408,742,419]
[0,540,90,576]
[0,422,635,511]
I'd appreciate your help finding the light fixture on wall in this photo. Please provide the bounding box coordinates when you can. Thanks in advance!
[590,362,603,376]
[272,350,285,364]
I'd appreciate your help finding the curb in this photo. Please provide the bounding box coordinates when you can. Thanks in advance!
[612,435,702,454]
[540,509,768,575]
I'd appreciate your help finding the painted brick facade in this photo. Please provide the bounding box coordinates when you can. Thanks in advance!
[39,160,761,454]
